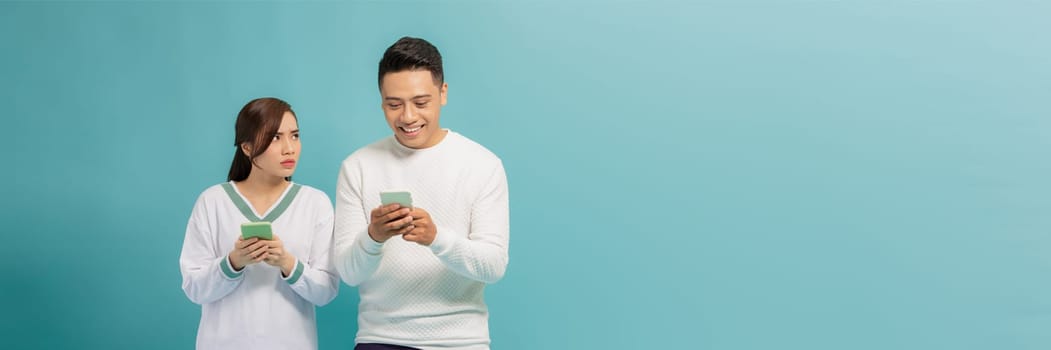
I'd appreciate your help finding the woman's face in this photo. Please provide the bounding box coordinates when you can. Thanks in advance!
[248,112,300,179]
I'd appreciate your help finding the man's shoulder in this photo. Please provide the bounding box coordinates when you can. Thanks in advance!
[450,131,502,166]
[341,136,395,165]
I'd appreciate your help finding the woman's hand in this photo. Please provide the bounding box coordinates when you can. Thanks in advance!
[263,234,297,277]
[229,236,269,271]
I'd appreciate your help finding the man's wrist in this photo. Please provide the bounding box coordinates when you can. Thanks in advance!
[367,228,386,243]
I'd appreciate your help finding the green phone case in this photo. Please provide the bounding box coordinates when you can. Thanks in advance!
[240,221,273,240]
[380,191,413,208]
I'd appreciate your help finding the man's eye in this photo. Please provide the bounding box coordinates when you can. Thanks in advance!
[415,102,428,108]
[292,134,300,140]
[388,104,402,109]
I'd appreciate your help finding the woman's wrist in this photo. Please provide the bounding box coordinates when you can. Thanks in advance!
[280,256,296,277]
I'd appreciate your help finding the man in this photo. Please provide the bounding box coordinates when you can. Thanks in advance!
[333,36,510,350]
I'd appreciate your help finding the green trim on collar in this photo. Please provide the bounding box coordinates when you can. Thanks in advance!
[263,184,301,223]
[221,182,302,223]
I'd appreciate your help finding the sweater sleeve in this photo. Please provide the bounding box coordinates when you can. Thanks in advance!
[180,194,244,304]
[334,159,385,286]
[285,193,340,306]
[428,162,510,284]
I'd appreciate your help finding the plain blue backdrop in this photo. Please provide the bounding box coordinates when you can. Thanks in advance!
[3,1,1050,349]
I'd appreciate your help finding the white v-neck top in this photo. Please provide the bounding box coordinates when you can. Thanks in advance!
[180,181,339,350]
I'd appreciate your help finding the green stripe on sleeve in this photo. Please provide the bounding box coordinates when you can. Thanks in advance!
[284,259,305,285]
[220,256,244,279]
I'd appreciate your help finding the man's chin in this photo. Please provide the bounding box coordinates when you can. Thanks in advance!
[395,135,424,149]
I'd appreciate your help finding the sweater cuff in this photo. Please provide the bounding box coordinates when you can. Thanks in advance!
[359,229,384,255]
[428,225,456,256]
[281,258,305,285]
[220,256,244,280]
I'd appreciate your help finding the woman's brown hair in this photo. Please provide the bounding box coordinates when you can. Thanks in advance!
[227,97,297,182]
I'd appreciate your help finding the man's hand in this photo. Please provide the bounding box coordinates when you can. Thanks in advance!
[403,207,437,246]
[368,204,414,243]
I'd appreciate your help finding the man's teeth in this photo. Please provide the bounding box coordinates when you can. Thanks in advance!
[403,126,422,133]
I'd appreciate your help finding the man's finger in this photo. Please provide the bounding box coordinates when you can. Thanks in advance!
[397,224,415,235]
[372,204,401,219]
[383,208,410,223]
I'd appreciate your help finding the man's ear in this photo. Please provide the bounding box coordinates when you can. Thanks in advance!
[440,82,449,106]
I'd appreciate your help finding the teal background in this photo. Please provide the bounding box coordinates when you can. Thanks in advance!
[3,1,1050,349]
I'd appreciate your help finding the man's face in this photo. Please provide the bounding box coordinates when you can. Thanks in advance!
[380,70,448,149]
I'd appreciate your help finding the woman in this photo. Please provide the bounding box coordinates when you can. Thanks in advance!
[179,97,338,350]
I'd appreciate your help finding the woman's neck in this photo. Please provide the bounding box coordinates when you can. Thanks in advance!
[236,172,290,197]
[234,172,291,216]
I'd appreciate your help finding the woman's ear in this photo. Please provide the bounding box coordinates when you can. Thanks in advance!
[241,143,252,158]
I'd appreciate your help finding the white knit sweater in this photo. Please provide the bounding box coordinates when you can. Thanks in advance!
[334,130,510,349]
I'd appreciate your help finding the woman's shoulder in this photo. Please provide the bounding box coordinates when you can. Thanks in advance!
[293,183,333,207]
[195,182,232,202]
[186,183,233,217]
